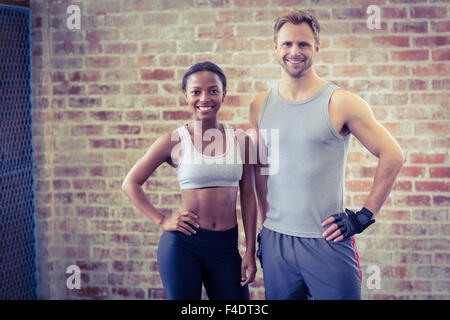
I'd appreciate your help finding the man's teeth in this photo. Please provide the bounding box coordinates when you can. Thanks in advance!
[198,106,213,111]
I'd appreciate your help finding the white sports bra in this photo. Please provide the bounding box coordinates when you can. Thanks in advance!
[175,123,243,190]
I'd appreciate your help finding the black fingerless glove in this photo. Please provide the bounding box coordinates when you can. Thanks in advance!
[332,207,375,239]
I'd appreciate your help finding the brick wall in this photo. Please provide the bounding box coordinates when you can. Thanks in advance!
[30,0,449,299]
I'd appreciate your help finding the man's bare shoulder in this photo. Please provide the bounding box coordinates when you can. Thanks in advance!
[330,88,372,116]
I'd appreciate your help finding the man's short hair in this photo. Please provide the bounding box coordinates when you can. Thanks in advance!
[273,10,320,45]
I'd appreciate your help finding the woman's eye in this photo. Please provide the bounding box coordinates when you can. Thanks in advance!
[210,90,218,94]
[191,90,200,95]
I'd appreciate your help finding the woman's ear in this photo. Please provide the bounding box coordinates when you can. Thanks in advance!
[222,90,227,102]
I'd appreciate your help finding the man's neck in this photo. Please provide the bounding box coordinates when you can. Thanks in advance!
[279,69,327,102]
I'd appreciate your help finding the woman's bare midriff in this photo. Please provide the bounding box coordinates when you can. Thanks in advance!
[180,186,239,231]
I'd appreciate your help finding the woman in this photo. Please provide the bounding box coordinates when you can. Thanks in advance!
[122,61,257,300]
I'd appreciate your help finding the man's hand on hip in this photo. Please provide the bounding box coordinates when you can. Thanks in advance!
[321,207,375,242]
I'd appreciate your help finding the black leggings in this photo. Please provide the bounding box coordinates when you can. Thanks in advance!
[157,226,249,300]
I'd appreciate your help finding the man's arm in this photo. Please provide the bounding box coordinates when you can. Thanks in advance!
[249,92,269,230]
[322,90,404,242]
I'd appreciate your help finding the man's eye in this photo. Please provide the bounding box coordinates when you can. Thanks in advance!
[210,90,218,94]
[192,90,200,95]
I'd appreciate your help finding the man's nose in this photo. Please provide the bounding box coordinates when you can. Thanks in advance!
[290,44,301,56]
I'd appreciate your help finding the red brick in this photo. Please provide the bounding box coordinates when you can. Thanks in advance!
[236,0,269,6]
[346,180,373,192]
[89,111,123,121]
[143,96,177,107]
[198,25,234,39]
[400,167,426,178]
[52,84,85,95]
[334,36,368,49]
[54,167,86,177]
[108,125,141,135]
[370,94,409,106]
[382,7,407,19]
[161,193,181,205]
[393,181,412,191]
[223,95,253,107]
[350,50,388,63]
[124,138,148,149]
[429,167,450,178]
[415,182,450,192]
[414,36,450,47]
[332,65,368,77]
[431,20,450,32]
[143,13,179,25]
[162,111,192,121]
[410,6,447,19]
[372,65,409,77]
[71,125,104,136]
[392,22,427,33]
[86,1,120,14]
[415,123,449,135]
[105,43,138,54]
[111,288,145,299]
[372,36,409,47]
[392,50,428,61]
[351,22,387,33]
[394,195,431,207]
[123,0,159,11]
[434,196,450,207]
[432,49,450,61]
[383,210,410,221]
[86,57,121,68]
[89,166,122,177]
[236,25,272,38]
[351,166,376,178]
[141,69,175,81]
[86,29,120,42]
[123,83,158,95]
[88,84,120,95]
[412,63,449,76]
[89,139,122,149]
[412,239,449,251]
[217,39,249,51]
[125,111,159,121]
[394,280,432,292]
[69,71,101,82]
[410,153,447,164]
[217,10,252,23]
[432,79,450,90]
[317,51,348,63]
[333,8,366,19]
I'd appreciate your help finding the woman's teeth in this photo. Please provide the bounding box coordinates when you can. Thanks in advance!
[197,106,213,111]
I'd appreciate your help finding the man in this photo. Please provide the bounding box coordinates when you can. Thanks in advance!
[249,10,404,300]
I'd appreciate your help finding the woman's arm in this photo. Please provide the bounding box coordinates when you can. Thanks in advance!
[237,133,258,286]
[122,131,198,235]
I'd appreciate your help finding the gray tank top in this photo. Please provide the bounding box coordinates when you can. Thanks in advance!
[259,82,350,238]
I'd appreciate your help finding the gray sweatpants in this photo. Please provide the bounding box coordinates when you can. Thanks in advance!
[259,227,362,300]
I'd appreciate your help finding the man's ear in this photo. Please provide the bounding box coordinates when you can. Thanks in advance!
[222,90,227,102]
[315,40,320,55]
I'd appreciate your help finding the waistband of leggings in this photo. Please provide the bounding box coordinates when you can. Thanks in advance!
[175,225,238,241]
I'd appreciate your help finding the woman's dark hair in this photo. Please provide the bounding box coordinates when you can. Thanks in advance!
[181,61,227,92]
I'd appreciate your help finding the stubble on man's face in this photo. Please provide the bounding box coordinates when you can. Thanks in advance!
[274,23,318,79]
